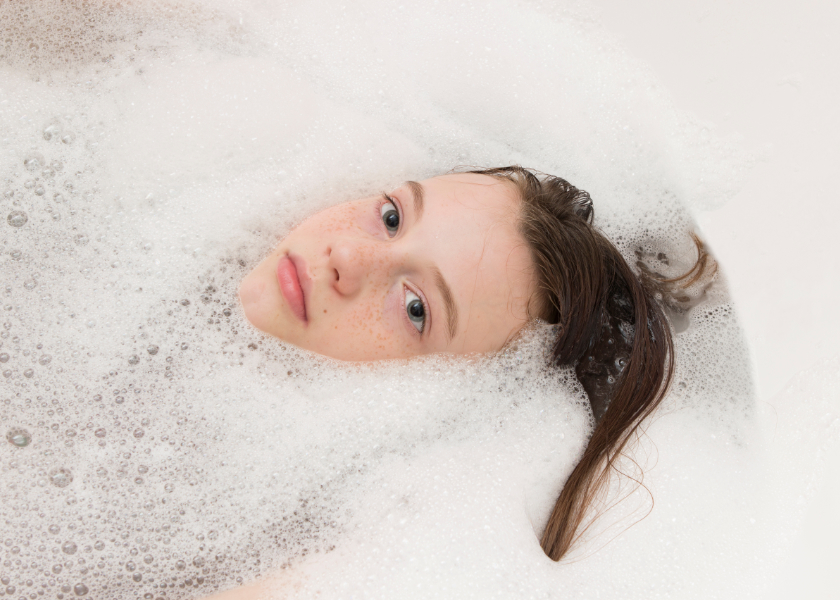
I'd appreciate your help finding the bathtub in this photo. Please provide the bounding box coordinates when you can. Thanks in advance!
[1,0,837,598]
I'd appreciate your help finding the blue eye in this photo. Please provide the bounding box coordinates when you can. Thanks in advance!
[405,290,425,333]
[380,197,400,236]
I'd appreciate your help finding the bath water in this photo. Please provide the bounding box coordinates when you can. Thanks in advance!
[1,1,836,599]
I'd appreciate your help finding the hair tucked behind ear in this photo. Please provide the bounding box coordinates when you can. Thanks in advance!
[468,166,710,561]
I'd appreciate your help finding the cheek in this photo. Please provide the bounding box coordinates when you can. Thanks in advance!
[310,294,414,360]
[291,202,373,238]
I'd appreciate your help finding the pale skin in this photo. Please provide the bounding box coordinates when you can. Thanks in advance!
[209,174,538,600]
[239,173,538,361]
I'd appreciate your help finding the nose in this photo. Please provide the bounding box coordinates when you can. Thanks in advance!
[328,237,386,297]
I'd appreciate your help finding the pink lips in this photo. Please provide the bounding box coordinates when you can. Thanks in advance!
[276,255,308,323]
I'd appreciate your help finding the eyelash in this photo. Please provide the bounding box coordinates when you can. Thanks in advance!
[378,192,431,338]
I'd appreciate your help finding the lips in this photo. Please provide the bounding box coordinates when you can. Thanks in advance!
[276,255,308,323]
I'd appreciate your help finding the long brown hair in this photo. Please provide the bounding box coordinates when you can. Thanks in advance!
[469,166,711,561]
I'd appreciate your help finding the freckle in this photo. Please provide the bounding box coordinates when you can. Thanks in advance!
[323,309,327,314]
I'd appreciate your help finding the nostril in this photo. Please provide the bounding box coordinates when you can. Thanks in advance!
[334,269,340,282]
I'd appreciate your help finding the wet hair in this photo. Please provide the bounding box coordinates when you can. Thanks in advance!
[468,166,712,561]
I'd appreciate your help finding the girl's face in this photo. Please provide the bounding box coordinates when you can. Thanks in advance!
[239,173,536,361]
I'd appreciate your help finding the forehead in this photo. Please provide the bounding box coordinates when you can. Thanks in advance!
[420,173,520,214]
[410,173,534,351]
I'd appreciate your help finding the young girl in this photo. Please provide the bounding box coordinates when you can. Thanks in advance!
[221,165,706,598]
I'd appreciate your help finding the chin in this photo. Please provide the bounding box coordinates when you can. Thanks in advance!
[239,274,275,333]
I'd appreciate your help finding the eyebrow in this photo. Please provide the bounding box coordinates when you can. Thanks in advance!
[430,265,458,342]
[405,180,424,220]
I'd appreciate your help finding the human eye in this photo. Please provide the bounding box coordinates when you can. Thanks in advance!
[380,193,400,237]
[404,288,427,334]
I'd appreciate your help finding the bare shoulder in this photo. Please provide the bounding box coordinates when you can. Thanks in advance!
[198,577,285,600]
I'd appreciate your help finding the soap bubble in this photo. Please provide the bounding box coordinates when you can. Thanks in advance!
[43,123,62,141]
[49,468,73,488]
[62,541,77,555]
[0,353,8,363]
[147,345,159,355]
[6,428,31,447]
[128,355,139,365]
[24,279,37,290]
[7,211,28,227]
[73,583,88,596]
[24,153,46,171]
[38,354,51,365]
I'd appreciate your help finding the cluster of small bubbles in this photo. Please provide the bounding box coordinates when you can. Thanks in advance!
[43,123,61,141]
[6,428,31,447]
[24,153,46,171]
[7,210,28,227]
[49,468,73,488]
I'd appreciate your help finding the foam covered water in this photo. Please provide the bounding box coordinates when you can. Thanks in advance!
[0,1,836,599]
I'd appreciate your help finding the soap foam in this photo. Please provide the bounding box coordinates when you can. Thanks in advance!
[1,1,835,599]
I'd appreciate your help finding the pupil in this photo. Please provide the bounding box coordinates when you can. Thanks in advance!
[385,212,399,228]
[408,300,424,319]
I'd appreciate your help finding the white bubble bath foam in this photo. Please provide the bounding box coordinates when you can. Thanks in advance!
[0,1,837,599]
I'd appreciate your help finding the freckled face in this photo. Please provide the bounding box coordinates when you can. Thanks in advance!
[238,173,536,361]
